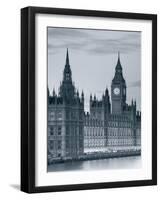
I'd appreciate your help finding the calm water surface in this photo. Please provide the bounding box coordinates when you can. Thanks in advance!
[48,156,141,172]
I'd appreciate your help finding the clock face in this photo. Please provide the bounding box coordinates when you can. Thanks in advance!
[113,87,120,95]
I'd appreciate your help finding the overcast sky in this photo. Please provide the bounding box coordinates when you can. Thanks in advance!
[48,27,141,112]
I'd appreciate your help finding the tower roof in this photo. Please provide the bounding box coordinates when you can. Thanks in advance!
[59,48,76,101]
[66,48,69,65]
[63,48,72,81]
[112,52,125,84]
[64,48,71,72]
[116,52,122,71]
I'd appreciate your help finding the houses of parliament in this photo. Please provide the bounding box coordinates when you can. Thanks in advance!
[48,49,141,160]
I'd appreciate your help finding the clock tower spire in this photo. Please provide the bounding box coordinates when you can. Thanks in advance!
[59,48,75,100]
[63,48,72,82]
[111,52,126,114]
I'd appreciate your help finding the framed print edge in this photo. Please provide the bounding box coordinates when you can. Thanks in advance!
[21,7,30,193]
[152,14,157,186]
[21,6,157,193]
[21,7,35,193]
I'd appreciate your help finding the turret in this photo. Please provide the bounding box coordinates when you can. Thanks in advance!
[63,48,72,82]
[130,98,136,121]
[105,87,109,97]
[94,94,96,101]
[59,49,75,101]
[104,87,110,102]
[76,90,79,98]
[134,99,136,108]
[102,87,111,116]
[111,52,126,114]
[47,87,50,97]
[81,90,84,103]
[90,94,92,101]
[52,88,56,97]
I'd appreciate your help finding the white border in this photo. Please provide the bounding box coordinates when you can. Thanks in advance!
[35,14,152,186]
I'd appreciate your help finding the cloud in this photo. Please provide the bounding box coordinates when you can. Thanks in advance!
[48,27,90,39]
[48,27,141,55]
[128,80,141,88]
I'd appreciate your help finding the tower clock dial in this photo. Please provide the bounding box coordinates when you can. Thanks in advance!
[113,87,120,95]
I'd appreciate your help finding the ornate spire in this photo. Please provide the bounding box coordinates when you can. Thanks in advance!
[112,52,125,84]
[52,88,56,97]
[81,90,84,103]
[116,51,122,71]
[81,90,84,97]
[90,94,92,101]
[76,90,79,97]
[63,48,72,82]
[59,49,75,101]
[105,87,109,96]
[66,48,69,65]
[94,94,96,101]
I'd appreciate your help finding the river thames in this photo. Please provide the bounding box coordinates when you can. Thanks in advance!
[48,156,141,172]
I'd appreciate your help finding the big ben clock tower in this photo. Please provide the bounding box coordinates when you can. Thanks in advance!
[111,53,126,114]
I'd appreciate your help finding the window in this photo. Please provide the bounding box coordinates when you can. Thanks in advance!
[57,111,62,120]
[71,111,75,119]
[66,140,70,148]
[66,73,70,80]
[49,140,54,150]
[50,126,54,135]
[58,126,62,135]
[66,111,70,119]
[58,140,61,150]
[66,126,69,135]
[49,111,55,120]
[50,131,53,136]
[79,140,83,148]
[79,112,82,120]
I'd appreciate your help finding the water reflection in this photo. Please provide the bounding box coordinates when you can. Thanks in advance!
[48,156,141,172]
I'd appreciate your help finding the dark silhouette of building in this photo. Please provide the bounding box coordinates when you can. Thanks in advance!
[48,49,141,160]
[48,49,84,160]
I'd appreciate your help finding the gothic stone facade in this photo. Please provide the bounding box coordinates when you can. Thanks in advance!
[48,49,141,160]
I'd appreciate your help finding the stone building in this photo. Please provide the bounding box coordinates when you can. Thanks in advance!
[48,49,141,160]
[48,49,84,160]
[84,53,141,149]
